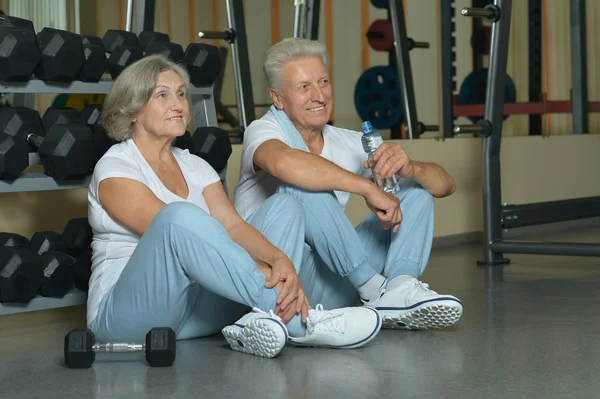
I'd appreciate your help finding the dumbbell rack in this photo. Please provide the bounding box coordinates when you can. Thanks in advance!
[0,78,220,315]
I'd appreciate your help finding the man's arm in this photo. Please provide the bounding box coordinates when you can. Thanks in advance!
[404,161,456,198]
[366,142,456,198]
[254,139,375,196]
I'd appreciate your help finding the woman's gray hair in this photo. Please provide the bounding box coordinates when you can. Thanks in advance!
[263,38,329,91]
[101,54,191,141]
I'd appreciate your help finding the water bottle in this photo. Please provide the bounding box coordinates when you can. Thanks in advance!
[361,120,398,194]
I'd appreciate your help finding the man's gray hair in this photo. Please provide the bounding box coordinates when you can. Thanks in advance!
[263,38,329,91]
[101,54,191,142]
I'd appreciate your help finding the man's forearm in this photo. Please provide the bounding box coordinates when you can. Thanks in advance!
[271,149,373,196]
[404,161,456,198]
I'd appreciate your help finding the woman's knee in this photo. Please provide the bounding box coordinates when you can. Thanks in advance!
[152,202,214,228]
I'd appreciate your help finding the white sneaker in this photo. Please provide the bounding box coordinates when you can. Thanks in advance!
[222,308,288,358]
[369,278,463,330]
[288,304,382,349]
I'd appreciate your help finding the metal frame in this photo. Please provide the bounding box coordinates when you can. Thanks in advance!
[135,0,156,34]
[462,0,600,265]
[528,0,542,135]
[440,0,456,139]
[388,0,419,139]
[570,0,588,134]
[225,0,255,132]
[304,0,321,40]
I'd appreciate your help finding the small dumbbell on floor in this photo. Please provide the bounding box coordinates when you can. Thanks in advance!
[64,327,176,369]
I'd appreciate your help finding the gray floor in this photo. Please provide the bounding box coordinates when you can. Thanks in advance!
[1,225,599,399]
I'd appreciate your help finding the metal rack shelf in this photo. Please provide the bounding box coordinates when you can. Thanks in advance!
[0,288,87,316]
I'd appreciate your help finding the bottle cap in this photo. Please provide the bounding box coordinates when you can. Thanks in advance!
[361,120,373,133]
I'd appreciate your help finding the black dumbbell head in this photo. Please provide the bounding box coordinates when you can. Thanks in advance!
[184,43,222,87]
[138,31,170,51]
[102,29,140,53]
[73,249,92,293]
[0,28,41,82]
[0,133,28,180]
[191,127,232,171]
[145,41,184,63]
[38,123,95,180]
[64,329,96,369]
[81,35,103,48]
[107,45,144,79]
[34,27,85,83]
[77,36,107,83]
[30,231,65,256]
[0,232,29,248]
[172,131,193,152]
[39,251,75,297]
[41,107,86,134]
[0,15,35,31]
[62,218,92,257]
[82,104,102,126]
[0,246,42,303]
[0,106,45,152]
[145,327,176,367]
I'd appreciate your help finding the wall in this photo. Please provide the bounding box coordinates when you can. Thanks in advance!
[91,0,600,137]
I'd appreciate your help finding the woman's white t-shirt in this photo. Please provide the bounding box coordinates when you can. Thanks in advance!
[86,139,220,326]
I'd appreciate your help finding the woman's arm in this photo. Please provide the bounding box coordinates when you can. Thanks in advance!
[98,178,166,235]
[203,181,306,316]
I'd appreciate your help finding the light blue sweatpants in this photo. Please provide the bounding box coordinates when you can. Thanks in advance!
[89,198,309,342]
[249,178,435,316]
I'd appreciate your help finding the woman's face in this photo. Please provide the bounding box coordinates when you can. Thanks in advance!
[132,69,190,139]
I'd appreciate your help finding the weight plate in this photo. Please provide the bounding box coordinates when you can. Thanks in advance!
[354,66,403,130]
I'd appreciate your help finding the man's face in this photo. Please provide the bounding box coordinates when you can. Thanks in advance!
[271,56,333,132]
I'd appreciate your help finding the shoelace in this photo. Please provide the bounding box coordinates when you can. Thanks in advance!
[404,279,438,302]
[305,304,345,335]
[252,307,283,323]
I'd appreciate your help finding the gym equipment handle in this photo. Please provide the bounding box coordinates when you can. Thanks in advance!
[408,39,429,49]
[461,8,494,18]
[93,343,145,353]
[198,30,235,43]
[453,125,484,134]
[27,133,43,148]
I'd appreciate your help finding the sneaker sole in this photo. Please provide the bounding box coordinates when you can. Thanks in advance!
[289,307,382,349]
[377,300,463,330]
[222,318,287,358]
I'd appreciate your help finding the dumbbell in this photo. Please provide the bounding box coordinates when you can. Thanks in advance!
[102,30,144,79]
[0,107,95,181]
[0,218,92,301]
[0,246,42,303]
[173,127,232,172]
[35,27,85,83]
[64,327,176,369]
[0,15,41,82]
[78,35,108,82]
[137,31,185,63]
[30,217,92,257]
[82,104,117,161]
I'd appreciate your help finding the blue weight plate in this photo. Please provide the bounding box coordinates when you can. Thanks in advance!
[354,66,403,130]
[459,68,517,123]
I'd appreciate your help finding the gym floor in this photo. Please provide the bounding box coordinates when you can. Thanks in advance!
[1,223,599,399]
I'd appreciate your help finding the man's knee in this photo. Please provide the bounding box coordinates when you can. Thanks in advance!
[279,185,338,207]
[398,180,434,212]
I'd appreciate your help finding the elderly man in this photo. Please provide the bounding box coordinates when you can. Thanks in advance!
[234,38,463,331]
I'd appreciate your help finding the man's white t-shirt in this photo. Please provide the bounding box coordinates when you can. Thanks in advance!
[234,114,372,221]
[86,138,220,326]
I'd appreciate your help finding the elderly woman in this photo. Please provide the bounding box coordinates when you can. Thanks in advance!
[85,55,381,358]
[234,38,463,330]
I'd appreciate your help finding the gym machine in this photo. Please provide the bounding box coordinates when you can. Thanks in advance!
[453,0,600,264]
